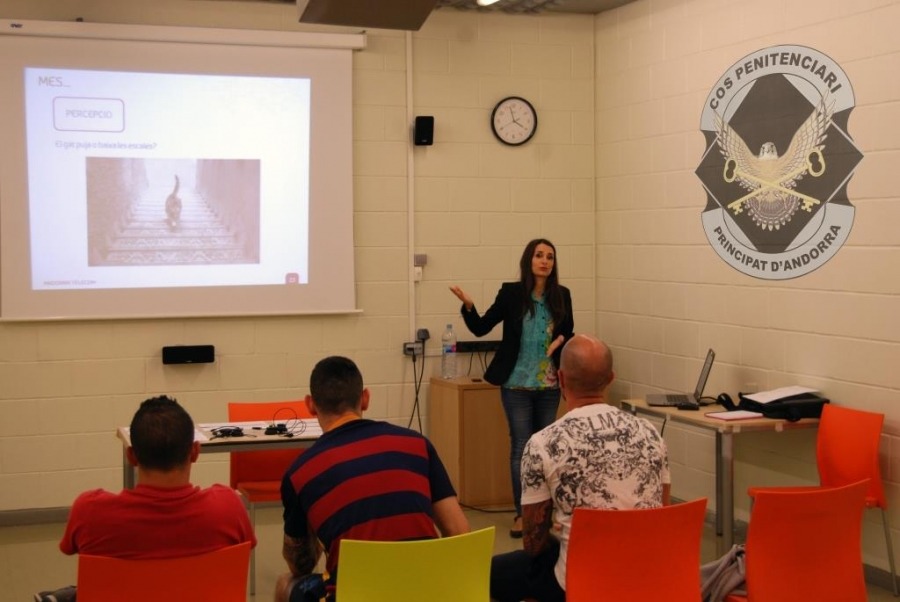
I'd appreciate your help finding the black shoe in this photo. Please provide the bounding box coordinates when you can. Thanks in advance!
[509,515,523,538]
[34,586,76,602]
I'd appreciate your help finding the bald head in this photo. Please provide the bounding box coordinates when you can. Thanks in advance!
[559,334,614,399]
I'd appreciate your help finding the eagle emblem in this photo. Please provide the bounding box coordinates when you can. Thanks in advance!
[715,98,834,230]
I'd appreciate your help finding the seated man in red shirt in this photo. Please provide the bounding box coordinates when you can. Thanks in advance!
[35,395,256,602]
[276,356,470,602]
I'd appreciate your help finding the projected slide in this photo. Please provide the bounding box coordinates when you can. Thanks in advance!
[24,68,310,291]
[1,21,358,319]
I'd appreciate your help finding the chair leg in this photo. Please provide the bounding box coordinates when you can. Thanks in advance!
[881,508,899,596]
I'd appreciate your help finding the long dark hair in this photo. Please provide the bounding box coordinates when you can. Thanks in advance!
[518,238,567,326]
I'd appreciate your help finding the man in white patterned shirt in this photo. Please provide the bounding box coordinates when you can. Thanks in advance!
[490,334,671,602]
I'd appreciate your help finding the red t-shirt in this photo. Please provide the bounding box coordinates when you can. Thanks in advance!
[60,483,255,559]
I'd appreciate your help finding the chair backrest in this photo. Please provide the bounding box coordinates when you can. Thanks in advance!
[336,527,495,602]
[227,400,311,489]
[816,403,887,507]
[744,480,868,602]
[567,498,707,602]
[77,541,251,602]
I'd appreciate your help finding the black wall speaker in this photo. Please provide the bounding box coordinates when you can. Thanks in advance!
[414,116,434,146]
[162,345,215,365]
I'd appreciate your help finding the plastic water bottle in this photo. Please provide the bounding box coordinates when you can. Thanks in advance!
[441,323,457,379]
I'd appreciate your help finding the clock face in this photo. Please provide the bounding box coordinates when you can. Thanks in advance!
[491,96,537,146]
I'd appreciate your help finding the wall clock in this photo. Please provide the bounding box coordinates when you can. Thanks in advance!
[490,96,537,146]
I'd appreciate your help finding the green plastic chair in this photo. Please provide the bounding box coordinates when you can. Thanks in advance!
[337,527,495,602]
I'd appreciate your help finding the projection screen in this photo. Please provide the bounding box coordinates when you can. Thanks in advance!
[0,19,364,320]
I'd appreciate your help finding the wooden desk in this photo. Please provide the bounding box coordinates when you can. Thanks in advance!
[117,420,320,489]
[428,377,513,508]
[621,399,818,552]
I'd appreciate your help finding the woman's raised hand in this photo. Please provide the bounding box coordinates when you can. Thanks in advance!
[449,285,474,311]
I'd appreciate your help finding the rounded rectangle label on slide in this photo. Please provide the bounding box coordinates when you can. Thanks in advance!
[53,96,125,132]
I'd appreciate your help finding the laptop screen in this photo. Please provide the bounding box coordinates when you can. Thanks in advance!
[692,349,716,400]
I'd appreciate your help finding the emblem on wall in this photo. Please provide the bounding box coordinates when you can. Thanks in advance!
[696,45,862,279]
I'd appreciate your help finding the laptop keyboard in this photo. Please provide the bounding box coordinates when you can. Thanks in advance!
[666,394,691,405]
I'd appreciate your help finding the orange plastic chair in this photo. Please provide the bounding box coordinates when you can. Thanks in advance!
[746,404,897,595]
[567,498,707,602]
[724,480,868,602]
[228,400,311,594]
[78,541,251,602]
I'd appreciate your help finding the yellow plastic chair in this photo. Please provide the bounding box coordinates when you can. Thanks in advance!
[77,541,251,602]
[337,527,495,602]
[228,400,311,594]
[725,480,868,602]
[746,404,897,595]
[567,498,707,602]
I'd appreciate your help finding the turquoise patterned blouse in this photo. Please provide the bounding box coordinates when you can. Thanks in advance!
[504,294,558,389]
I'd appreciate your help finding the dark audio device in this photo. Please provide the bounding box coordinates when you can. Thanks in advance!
[717,393,737,410]
[162,344,215,365]
[211,426,244,438]
[265,423,288,435]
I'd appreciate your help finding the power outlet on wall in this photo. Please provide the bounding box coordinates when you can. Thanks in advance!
[403,341,424,356]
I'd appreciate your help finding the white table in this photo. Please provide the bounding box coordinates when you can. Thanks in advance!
[116,419,321,489]
[621,399,818,552]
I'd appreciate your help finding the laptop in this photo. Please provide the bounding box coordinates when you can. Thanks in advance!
[646,349,716,407]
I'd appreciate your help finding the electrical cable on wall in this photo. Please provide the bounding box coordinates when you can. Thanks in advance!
[461,502,516,513]
[406,329,430,432]
[477,350,490,373]
[462,350,491,377]
[406,349,426,432]
[463,352,475,376]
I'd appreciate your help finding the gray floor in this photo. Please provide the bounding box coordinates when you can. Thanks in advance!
[2,505,895,600]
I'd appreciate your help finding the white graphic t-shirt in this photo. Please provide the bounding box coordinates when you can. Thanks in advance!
[520,403,670,589]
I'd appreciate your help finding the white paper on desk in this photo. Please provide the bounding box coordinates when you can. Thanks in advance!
[706,410,764,421]
[303,422,324,436]
[742,386,817,404]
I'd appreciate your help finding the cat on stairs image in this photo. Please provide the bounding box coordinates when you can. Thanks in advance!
[165,175,182,230]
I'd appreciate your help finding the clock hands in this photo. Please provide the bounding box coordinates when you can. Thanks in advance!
[503,106,527,130]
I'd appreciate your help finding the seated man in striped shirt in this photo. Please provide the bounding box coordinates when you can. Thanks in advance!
[276,356,469,602]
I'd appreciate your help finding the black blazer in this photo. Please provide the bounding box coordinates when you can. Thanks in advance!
[460,282,574,387]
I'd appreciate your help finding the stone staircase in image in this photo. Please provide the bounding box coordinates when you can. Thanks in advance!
[103,182,247,266]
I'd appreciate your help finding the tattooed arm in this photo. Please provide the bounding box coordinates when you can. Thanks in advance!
[522,499,555,557]
[282,529,322,577]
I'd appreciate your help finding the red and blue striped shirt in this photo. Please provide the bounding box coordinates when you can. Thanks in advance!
[281,419,457,584]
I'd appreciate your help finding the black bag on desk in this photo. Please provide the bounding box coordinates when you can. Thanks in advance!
[738,392,829,422]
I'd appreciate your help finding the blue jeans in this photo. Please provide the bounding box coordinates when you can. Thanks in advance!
[500,387,560,516]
